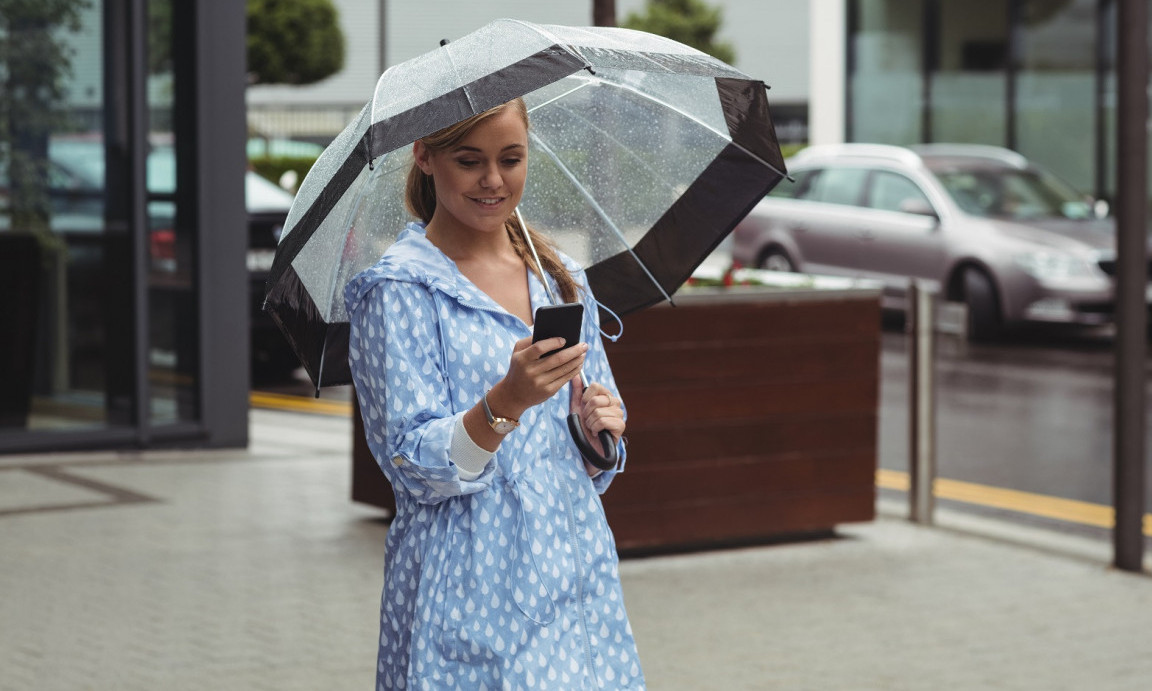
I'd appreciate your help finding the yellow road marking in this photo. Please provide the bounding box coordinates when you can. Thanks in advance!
[877,468,1152,537]
[249,391,353,417]
[245,396,1152,538]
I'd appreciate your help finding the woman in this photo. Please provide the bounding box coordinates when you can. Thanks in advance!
[344,98,645,689]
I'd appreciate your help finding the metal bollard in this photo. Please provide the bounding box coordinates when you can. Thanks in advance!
[908,281,937,525]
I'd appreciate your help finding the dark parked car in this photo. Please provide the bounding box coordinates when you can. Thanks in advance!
[0,135,300,379]
[732,143,1151,339]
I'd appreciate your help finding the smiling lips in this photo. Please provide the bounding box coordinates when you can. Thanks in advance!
[471,196,505,208]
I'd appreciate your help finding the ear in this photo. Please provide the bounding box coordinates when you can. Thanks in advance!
[413,141,433,175]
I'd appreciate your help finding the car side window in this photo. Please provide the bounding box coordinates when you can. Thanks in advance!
[867,170,933,214]
[766,170,812,199]
[804,167,869,206]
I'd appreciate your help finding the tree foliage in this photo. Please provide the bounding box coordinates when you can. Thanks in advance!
[247,0,345,86]
[0,0,86,250]
[622,0,735,65]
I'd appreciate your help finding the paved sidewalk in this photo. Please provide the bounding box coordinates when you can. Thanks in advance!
[2,409,1151,690]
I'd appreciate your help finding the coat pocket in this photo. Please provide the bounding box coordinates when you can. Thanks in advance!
[436,482,560,662]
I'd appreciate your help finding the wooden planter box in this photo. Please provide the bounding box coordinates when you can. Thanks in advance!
[598,285,881,553]
[352,279,882,554]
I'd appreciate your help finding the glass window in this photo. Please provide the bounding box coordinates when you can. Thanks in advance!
[0,2,128,435]
[766,170,812,199]
[0,0,199,442]
[1015,0,1097,192]
[850,0,925,144]
[931,166,1092,220]
[145,0,198,425]
[804,168,869,206]
[930,0,1009,144]
[868,170,932,213]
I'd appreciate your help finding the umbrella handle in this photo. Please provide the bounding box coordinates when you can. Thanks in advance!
[567,413,619,471]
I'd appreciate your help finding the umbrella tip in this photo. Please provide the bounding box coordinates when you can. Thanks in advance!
[439,38,450,47]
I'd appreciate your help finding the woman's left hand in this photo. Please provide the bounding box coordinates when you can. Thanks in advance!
[570,378,625,471]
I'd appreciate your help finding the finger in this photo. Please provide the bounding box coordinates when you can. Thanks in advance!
[569,372,585,412]
[536,342,587,376]
[530,337,572,359]
[537,349,586,391]
[585,408,625,440]
[555,351,587,386]
[582,382,606,405]
[511,336,533,353]
[585,402,624,426]
[582,388,617,414]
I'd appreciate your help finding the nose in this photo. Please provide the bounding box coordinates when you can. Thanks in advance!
[479,162,502,189]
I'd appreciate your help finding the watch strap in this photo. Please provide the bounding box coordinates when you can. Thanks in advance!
[482,390,519,433]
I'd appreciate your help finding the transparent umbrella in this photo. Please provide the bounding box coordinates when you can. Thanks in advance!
[265,18,788,391]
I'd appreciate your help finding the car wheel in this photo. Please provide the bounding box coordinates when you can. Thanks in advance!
[758,247,796,272]
[962,268,1002,341]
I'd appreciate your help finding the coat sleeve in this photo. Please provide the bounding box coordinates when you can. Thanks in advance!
[576,274,628,494]
[347,278,496,504]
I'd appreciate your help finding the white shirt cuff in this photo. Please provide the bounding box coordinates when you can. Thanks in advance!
[450,415,494,481]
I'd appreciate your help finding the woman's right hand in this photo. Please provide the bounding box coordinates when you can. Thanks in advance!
[486,336,588,420]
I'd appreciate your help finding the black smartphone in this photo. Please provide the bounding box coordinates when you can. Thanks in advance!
[531,303,584,357]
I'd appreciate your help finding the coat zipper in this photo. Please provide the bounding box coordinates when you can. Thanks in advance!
[556,410,599,687]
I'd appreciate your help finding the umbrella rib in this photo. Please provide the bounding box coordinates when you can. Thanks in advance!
[525,80,595,114]
[532,95,685,201]
[528,131,675,306]
[440,41,478,113]
[323,158,387,320]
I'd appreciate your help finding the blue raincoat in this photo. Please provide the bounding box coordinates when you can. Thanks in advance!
[345,223,645,690]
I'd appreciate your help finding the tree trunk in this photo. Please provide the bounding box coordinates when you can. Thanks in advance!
[593,0,616,27]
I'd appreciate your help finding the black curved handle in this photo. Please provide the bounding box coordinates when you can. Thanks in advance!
[567,413,619,471]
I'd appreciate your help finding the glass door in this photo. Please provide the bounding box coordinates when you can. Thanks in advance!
[0,2,130,436]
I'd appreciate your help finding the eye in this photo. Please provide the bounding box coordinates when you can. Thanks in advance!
[502,157,523,167]
[456,159,479,168]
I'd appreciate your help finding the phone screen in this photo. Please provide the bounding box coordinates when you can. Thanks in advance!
[531,303,584,357]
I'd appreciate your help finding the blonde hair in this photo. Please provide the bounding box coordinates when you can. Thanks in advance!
[405,99,580,303]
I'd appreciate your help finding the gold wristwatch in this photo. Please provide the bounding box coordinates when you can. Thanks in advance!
[482,390,519,434]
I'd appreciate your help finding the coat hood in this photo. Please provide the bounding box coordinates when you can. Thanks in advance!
[344,222,465,306]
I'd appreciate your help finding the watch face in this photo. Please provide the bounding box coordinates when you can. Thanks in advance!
[492,419,518,435]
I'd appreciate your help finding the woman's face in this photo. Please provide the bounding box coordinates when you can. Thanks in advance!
[415,107,529,236]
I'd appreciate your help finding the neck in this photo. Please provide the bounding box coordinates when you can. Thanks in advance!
[423,215,516,263]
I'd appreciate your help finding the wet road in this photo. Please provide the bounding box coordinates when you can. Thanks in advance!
[253,320,1152,542]
[878,320,1152,539]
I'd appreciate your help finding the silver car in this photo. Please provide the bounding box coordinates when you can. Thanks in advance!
[731,143,1150,339]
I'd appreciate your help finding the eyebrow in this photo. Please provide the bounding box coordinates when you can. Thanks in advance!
[452,143,526,154]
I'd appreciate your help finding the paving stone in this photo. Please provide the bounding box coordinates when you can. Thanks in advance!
[1,409,1150,690]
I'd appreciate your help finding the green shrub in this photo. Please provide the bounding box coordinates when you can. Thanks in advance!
[780,142,807,159]
[249,155,318,190]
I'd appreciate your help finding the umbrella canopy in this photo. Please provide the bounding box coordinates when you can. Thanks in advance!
[265,19,787,388]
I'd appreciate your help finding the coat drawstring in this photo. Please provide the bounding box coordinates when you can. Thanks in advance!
[507,475,559,626]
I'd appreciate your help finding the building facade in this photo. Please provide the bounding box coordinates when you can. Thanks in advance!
[0,1,249,453]
[245,0,811,144]
[837,0,1127,201]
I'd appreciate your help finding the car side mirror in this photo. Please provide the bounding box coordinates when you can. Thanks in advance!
[898,198,939,219]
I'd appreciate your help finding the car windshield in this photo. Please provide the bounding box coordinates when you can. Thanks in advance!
[929,163,1094,221]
